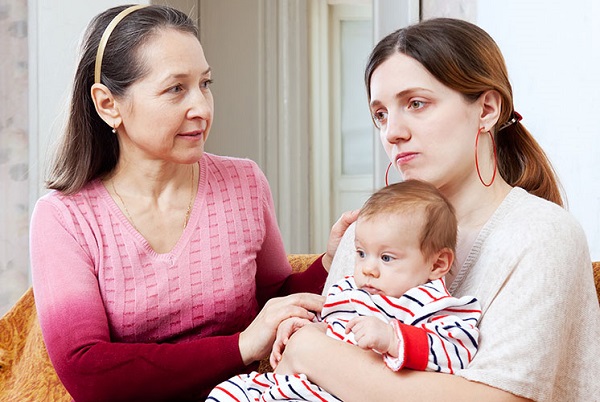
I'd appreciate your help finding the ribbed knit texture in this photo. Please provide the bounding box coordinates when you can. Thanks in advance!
[100,154,267,342]
[30,153,327,402]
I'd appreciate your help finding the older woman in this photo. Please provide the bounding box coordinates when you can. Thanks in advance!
[30,5,325,401]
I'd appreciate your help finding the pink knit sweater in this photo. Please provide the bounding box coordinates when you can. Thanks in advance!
[30,153,326,402]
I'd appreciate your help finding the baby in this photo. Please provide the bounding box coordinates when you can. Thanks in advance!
[208,180,481,401]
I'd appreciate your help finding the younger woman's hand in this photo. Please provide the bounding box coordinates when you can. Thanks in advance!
[238,293,324,365]
[322,209,359,271]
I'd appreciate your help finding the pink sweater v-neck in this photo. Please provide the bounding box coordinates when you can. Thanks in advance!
[30,153,326,401]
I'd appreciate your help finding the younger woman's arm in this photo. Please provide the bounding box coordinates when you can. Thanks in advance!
[276,325,531,402]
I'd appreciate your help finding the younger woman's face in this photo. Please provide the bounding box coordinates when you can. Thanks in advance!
[369,52,483,193]
[115,28,214,165]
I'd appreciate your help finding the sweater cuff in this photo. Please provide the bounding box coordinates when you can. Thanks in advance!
[383,321,428,371]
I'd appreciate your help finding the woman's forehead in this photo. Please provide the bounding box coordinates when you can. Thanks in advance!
[369,53,454,102]
[137,29,208,76]
[372,54,436,86]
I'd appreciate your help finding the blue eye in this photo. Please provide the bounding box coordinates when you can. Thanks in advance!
[356,250,365,259]
[381,255,392,262]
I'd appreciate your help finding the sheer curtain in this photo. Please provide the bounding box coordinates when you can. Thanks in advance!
[0,0,30,315]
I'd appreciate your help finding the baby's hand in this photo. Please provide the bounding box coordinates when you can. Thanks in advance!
[270,317,313,369]
[346,316,398,356]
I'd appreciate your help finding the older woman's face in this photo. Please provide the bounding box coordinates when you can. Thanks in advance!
[115,28,213,164]
[369,53,483,192]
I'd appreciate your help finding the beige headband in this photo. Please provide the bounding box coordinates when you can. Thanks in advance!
[94,4,148,84]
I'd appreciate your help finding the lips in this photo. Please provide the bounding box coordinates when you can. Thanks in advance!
[179,130,204,137]
[361,285,382,295]
[395,152,418,165]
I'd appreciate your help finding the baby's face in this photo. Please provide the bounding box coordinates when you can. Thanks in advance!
[353,212,434,297]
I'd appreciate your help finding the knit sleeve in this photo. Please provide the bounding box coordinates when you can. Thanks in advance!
[252,165,326,305]
[30,197,247,402]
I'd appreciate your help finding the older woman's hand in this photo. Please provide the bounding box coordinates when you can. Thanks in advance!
[269,317,313,369]
[238,293,325,365]
[273,323,331,375]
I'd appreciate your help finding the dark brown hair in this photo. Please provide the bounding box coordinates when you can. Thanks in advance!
[359,180,457,258]
[47,5,198,194]
[365,18,563,206]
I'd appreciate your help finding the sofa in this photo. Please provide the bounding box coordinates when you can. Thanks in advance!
[1,255,598,401]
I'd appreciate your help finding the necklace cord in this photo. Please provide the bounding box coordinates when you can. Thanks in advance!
[112,165,195,231]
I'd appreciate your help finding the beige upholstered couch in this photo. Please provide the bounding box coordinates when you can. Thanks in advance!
[1,256,598,401]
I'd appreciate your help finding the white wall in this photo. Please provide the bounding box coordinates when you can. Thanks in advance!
[198,0,311,253]
[476,2,600,260]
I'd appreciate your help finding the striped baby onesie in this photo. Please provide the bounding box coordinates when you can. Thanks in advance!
[207,276,481,401]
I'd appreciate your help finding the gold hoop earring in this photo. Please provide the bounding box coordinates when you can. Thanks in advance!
[474,127,497,187]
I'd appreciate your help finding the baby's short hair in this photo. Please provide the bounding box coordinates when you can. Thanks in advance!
[358,180,457,257]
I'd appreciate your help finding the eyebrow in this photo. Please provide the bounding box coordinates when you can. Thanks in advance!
[369,87,432,108]
[160,67,212,83]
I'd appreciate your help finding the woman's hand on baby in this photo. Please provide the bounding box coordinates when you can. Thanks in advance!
[270,317,313,369]
[239,293,325,365]
[322,209,359,271]
[346,316,398,357]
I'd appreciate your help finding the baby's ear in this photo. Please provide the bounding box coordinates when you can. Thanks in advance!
[428,248,454,281]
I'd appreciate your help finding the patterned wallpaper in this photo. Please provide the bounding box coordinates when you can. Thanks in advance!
[0,0,30,316]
